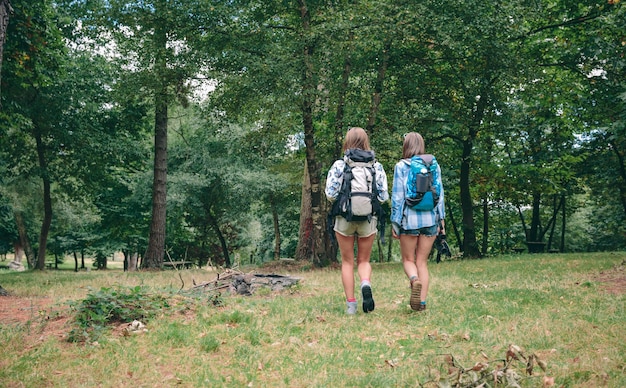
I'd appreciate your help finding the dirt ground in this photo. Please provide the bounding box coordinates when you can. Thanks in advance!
[0,260,624,343]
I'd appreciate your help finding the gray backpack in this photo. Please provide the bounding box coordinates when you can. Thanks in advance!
[335,149,381,222]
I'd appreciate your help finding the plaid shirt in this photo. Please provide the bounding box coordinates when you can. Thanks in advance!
[391,159,445,230]
[325,159,389,204]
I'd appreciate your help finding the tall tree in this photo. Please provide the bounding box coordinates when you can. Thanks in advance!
[1,1,68,269]
[61,0,228,268]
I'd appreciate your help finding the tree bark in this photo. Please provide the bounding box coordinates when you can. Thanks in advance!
[459,138,481,257]
[366,39,391,134]
[143,94,168,268]
[447,203,461,253]
[129,252,139,271]
[13,241,23,263]
[34,130,52,270]
[481,196,489,255]
[295,159,314,260]
[270,194,281,261]
[297,0,329,266]
[334,48,352,159]
[529,191,541,242]
[610,139,626,217]
[560,194,566,252]
[14,210,34,268]
[207,208,231,268]
[143,11,168,269]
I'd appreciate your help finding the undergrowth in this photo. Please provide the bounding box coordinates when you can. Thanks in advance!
[66,285,172,343]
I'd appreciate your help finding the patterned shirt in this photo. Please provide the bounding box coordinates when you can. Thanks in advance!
[391,159,445,230]
[325,159,389,204]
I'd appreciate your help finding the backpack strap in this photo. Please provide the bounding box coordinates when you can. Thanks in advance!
[369,164,387,243]
[337,162,352,219]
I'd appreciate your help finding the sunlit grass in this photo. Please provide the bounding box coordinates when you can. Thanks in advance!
[0,252,624,387]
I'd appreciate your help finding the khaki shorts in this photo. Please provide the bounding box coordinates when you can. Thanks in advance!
[334,216,378,238]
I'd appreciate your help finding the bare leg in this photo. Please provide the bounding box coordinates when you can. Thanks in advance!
[400,234,418,279]
[336,232,356,300]
[357,233,376,312]
[415,235,436,301]
[356,234,375,282]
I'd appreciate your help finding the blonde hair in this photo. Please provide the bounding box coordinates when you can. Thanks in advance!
[343,127,371,152]
[402,132,426,159]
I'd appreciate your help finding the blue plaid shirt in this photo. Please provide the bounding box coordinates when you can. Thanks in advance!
[391,159,445,230]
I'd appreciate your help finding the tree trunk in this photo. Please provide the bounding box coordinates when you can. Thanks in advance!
[529,191,541,242]
[547,194,562,250]
[35,131,52,270]
[610,139,626,217]
[270,194,281,261]
[143,14,169,269]
[560,194,566,253]
[517,204,529,241]
[459,138,481,257]
[128,252,138,271]
[481,196,489,255]
[298,0,329,266]
[334,48,352,158]
[14,211,34,268]
[143,94,168,269]
[208,208,231,268]
[295,160,314,260]
[13,241,23,263]
[366,39,391,134]
[447,202,461,252]
[365,39,391,263]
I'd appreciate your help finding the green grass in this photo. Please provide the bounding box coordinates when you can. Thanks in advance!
[0,252,624,387]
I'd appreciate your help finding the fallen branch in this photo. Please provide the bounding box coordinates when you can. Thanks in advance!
[191,269,300,295]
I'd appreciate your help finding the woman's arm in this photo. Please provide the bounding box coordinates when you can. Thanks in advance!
[325,160,344,202]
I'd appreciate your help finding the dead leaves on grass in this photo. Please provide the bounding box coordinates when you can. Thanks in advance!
[434,344,551,387]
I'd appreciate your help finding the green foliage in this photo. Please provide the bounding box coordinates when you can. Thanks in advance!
[67,285,170,343]
[2,0,624,266]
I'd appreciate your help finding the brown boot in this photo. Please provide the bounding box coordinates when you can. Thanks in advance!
[410,279,422,311]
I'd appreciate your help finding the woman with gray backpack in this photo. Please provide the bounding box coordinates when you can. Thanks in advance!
[391,132,446,312]
[325,127,389,315]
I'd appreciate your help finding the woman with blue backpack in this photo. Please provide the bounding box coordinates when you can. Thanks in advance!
[391,132,446,311]
[325,127,389,315]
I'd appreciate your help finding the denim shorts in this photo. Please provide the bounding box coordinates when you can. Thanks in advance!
[334,216,378,237]
[399,224,437,237]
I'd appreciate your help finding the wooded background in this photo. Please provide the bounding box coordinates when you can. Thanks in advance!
[1,0,624,270]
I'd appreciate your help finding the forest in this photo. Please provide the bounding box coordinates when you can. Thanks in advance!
[0,0,624,270]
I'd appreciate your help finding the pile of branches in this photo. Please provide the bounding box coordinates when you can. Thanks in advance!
[190,269,300,295]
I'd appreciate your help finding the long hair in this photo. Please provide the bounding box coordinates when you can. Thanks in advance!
[343,127,371,152]
[402,132,426,159]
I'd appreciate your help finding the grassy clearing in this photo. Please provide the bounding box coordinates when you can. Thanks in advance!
[0,252,624,387]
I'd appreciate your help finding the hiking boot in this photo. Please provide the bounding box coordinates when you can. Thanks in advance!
[361,285,375,313]
[410,279,422,311]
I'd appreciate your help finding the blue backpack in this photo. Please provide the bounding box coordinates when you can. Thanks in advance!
[405,154,441,211]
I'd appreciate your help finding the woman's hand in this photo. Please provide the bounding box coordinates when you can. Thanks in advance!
[392,223,400,239]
